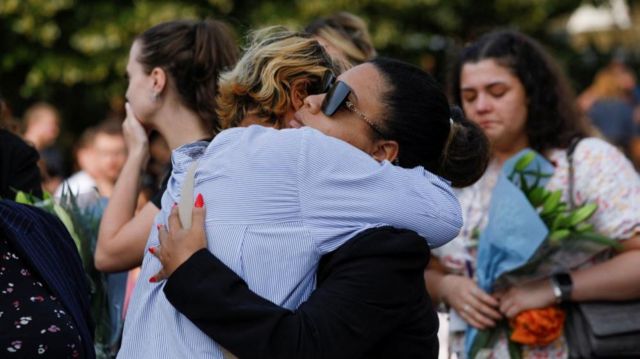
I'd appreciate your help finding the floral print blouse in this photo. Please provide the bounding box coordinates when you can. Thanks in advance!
[0,237,83,358]
[433,138,640,359]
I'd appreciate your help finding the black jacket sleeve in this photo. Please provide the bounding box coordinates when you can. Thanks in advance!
[163,227,438,359]
[0,130,42,200]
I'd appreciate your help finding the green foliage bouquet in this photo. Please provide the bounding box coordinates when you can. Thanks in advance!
[494,151,619,290]
[468,150,619,359]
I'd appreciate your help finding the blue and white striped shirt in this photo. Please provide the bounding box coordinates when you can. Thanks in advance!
[119,126,462,358]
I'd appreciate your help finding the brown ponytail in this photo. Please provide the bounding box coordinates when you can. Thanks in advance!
[137,19,239,134]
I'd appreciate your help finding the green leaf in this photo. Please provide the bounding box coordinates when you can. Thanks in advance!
[468,320,513,358]
[52,204,83,251]
[469,327,501,359]
[519,172,529,193]
[14,191,32,204]
[574,222,594,233]
[527,187,548,207]
[551,214,570,230]
[530,163,542,189]
[576,232,623,250]
[549,229,571,245]
[541,190,562,215]
[514,151,536,172]
[568,203,598,226]
[504,324,522,359]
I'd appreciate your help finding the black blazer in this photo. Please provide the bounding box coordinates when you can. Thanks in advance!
[164,226,439,359]
[0,129,42,199]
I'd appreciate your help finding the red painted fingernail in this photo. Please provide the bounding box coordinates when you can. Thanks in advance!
[194,193,204,208]
[172,202,177,209]
[148,247,155,254]
[149,277,157,283]
[156,224,161,231]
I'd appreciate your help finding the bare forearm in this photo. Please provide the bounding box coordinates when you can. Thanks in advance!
[99,153,145,237]
[96,153,148,271]
[571,237,640,301]
[424,260,448,305]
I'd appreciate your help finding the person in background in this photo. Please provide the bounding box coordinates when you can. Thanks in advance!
[305,12,376,71]
[1,94,94,358]
[56,121,126,199]
[427,29,640,358]
[0,91,43,199]
[578,62,637,154]
[22,102,66,194]
[94,19,238,273]
[0,201,95,358]
[91,121,127,197]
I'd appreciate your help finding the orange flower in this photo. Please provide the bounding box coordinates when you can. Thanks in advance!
[510,306,566,346]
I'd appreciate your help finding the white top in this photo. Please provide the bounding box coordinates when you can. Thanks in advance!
[54,171,97,198]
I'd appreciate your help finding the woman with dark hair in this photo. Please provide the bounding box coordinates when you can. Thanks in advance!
[427,30,640,358]
[0,92,43,200]
[95,19,239,272]
[129,57,490,359]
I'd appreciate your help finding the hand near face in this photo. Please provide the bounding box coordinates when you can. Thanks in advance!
[495,279,556,318]
[123,102,150,163]
[442,275,502,329]
[149,198,207,282]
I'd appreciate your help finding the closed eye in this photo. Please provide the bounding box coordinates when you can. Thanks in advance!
[487,83,507,98]
[461,89,477,103]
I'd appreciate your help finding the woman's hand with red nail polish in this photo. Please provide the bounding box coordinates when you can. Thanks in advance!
[149,203,207,282]
[194,193,204,208]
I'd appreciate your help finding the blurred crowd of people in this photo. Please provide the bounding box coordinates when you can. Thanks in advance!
[1,10,639,359]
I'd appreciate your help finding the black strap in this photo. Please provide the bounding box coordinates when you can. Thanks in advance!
[566,137,582,209]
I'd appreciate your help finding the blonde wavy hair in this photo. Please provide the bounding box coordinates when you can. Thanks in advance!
[217,27,336,129]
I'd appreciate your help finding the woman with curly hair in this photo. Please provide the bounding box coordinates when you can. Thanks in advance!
[427,29,640,359]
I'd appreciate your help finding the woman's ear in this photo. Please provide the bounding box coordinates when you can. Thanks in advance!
[290,78,311,111]
[371,140,399,163]
[150,67,167,96]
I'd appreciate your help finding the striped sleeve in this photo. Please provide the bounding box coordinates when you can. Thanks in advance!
[297,128,462,253]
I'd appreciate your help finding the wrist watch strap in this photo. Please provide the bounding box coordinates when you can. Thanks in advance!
[551,273,573,303]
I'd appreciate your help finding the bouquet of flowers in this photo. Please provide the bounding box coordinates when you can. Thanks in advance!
[467,150,619,359]
[15,188,117,359]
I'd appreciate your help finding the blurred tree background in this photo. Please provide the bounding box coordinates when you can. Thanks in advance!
[1,0,638,156]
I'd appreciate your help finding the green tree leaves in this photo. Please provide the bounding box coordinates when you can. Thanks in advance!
[1,0,583,136]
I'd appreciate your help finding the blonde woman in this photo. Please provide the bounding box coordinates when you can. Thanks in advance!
[215,27,335,130]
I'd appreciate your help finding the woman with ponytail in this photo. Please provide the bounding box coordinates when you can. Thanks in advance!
[95,19,239,272]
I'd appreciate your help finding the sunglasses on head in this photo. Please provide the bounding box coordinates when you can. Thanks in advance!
[318,71,387,138]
